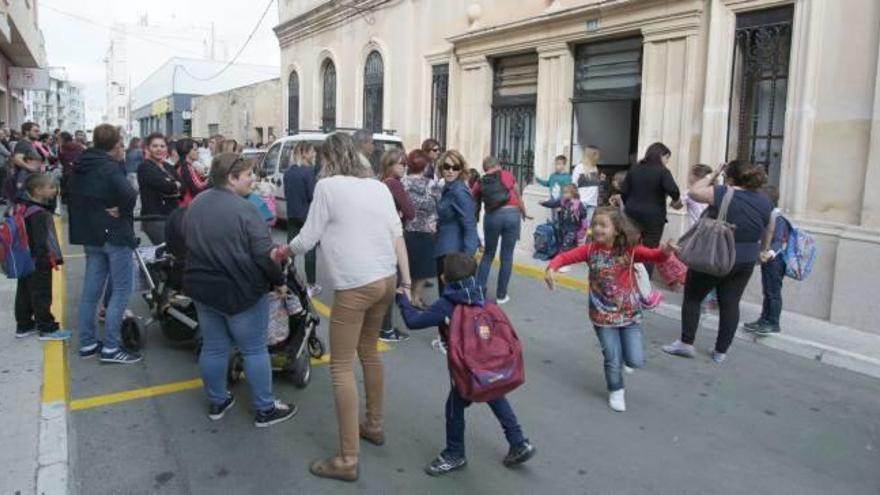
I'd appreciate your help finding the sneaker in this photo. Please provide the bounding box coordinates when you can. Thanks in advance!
[99,348,143,364]
[307,284,322,298]
[431,337,448,355]
[424,280,434,288]
[608,389,626,412]
[558,265,572,273]
[39,329,72,341]
[755,323,781,335]
[379,328,410,343]
[425,453,467,476]
[662,340,696,358]
[497,295,511,305]
[79,342,103,359]
[711,351,727,364]
[623,365,635,375]
[743,319,765,332]
[503,440,536,467]
[208,394,235,421]
[15,327,37,338]
[254,400,298,428]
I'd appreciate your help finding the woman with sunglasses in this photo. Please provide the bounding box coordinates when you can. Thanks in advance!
[434,150,479,294]
[421,138,442,179]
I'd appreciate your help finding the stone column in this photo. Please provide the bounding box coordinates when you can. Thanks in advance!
[861,27,880,228]
[534,42,574,180]
[698,0,736,167]
[455,54,493,167]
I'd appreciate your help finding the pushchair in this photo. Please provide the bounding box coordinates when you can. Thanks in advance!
[227,262,326,389]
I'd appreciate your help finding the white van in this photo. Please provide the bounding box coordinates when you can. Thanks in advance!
[259,130,405,221]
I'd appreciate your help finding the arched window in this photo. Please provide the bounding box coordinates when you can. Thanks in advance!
[363,50,384,133]
[287,71,299,135]
[321,60,336,131]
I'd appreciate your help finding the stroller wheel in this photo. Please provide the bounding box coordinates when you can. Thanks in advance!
[227,353,244,386]
[308,335,325,359]
[288,352,311,389]
[121,317,142,351]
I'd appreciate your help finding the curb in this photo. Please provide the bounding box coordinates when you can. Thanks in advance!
[513,259,880,380]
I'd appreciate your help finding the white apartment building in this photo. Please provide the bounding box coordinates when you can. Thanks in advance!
[24,75,87,133]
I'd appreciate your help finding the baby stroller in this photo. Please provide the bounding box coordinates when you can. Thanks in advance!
[227,263,326,389]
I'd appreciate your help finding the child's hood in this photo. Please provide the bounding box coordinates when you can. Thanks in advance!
[442,276,486,307]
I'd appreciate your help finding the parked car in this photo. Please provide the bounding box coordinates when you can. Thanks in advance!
[240,148,268,173]
[259,130,405,223]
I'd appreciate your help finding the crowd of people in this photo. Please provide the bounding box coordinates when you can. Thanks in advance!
[3,119,793,482]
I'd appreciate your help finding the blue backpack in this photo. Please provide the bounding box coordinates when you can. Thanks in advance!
[780,218,816,281]
[533,221,558,261]
[0,207,35,279]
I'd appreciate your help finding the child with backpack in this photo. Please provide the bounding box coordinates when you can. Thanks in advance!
[12,174,69,340]
[544,207,677,412]
[534,154,572,202]
[396,253,536,476]
[745,185,791,335]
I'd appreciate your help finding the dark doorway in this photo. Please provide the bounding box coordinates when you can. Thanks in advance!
[491,53,538,191]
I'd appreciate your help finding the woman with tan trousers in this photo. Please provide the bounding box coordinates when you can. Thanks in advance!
[284,132,411,482]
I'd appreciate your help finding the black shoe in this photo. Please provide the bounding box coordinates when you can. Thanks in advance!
[379,328,410,343]
[425,453,467,476]
[503,440,536,467]
[15,327,37,338]
[424,281,434,288]
[254,401,298,428]
[743,320,765,332]
[755,323,781,335]
[99,348,143,364]
[79,341,103,359]
[208,394,235,421]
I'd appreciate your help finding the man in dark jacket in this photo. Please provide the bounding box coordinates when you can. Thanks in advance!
[68,124,141,364]
[56,131,84,204]
[283,157,318,292]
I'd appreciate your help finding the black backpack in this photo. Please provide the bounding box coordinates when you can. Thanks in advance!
[480,172,510,212]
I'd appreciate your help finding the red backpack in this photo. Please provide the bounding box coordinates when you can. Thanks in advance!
[447,302,525,402]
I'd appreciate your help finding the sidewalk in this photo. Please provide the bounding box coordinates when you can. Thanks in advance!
[0,277,42,494]
[510,247,880,380]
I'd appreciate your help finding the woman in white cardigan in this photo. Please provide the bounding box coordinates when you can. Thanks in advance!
[284,132,411,482]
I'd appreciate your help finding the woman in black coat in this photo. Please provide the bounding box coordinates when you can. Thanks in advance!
[137,133,182,244]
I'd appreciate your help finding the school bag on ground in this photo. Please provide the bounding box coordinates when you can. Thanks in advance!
[677,188,736,277]
[447,302,525,402]
[533,221,558,261]
[479,172,511,212]
[780,217,816,281]
[0,206,35,279]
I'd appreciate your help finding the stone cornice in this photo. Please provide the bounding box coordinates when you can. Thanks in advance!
[274,0,392,48]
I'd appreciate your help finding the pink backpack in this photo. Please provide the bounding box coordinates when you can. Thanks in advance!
[447,303,525,402]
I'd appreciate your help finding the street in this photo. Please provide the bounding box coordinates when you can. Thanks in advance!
[58,228,880,495]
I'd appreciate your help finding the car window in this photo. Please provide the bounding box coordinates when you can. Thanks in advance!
[263,143,282,175]
[278,142,295,174]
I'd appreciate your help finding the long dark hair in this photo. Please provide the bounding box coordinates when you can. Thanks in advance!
[175,138,197,166]
[639,142,671,167]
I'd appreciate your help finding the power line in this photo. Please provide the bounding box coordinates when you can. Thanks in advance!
[176,0,276,82]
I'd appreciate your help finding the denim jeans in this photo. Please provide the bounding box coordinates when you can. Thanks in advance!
[760,256,785,325]
[444,385,525,459]
[477,207,521,300]
[196,295,275,412]
[593,324,646,392]
[287,219,316,285]
[77,243,135,351]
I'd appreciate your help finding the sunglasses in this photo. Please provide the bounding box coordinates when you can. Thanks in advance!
[442,163,461,172]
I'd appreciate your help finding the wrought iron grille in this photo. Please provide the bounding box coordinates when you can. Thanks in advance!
[363,51,384,133]
[492,55,538,192]
[727,6,794,185]
[431,64,449,149]
[322,60,337,132]
[287,71,299,135]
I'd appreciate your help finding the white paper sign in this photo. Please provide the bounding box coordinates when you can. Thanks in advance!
[9,67,51,91]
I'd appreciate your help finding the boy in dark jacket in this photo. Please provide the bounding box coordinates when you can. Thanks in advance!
[396,253,536,476]
[15,174,69,340]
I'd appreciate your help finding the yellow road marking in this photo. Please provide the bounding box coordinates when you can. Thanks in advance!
[42,218,69,404]
[70,378,204,411]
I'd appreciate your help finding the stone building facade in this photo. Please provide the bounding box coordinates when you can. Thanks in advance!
[191,78,282,146]
[275,0,880,335]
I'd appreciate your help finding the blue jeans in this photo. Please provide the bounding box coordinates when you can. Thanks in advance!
[594,324,646,392]
[760,257,785,325]
[444,385,525,459]
[77,243,135,351]
[477,207,521,300]
[195,295,274,412]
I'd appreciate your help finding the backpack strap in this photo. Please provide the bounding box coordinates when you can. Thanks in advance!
[717,187,736,222]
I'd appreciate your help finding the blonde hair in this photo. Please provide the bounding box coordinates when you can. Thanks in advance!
[436,149,470,182]
[319,132,373,179]
[381,149,406,179]
[582,145,600,171]
[293,141,315,166]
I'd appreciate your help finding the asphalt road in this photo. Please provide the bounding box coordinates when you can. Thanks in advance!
[62,227,880,495]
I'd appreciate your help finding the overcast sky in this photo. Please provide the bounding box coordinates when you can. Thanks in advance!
[40,0,281,117]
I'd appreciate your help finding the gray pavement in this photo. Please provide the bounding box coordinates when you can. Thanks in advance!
[58,228,880,494]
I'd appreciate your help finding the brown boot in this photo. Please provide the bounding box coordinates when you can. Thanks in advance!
[359,423,385,446]
[309,456,358,482]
